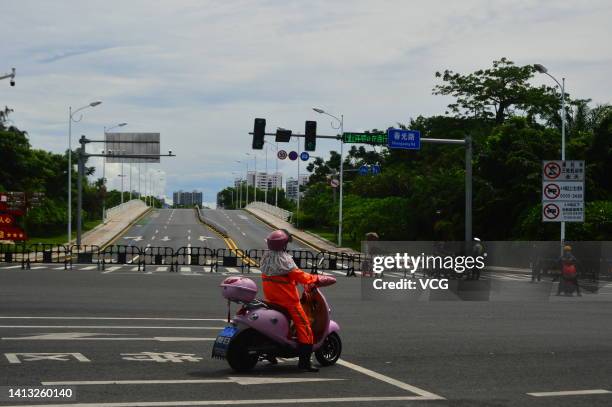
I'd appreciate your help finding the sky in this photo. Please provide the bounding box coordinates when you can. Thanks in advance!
[1,0,611,206]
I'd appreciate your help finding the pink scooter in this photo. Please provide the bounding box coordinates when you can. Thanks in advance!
[212,275,341,372]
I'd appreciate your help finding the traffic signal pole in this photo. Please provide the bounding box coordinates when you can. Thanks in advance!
[250,124,473,246]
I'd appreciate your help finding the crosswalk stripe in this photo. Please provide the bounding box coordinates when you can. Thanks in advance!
[249,268,261,274]
[180,266,191,272]
[79,265,97,270]
[1,265,22,269]
[225,267,240,274]
[155,266,168,272]
[130,266,140,271]
[102,266,121,274]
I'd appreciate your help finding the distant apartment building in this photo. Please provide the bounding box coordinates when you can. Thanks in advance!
[246,171,283,191]
[173,190,203,207]
[286,175,309,201]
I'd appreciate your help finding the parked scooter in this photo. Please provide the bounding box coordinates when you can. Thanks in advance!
[212,275,341,372]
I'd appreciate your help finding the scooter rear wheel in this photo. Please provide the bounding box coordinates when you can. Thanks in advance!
[315,332,342,366]
[226,329,259,372]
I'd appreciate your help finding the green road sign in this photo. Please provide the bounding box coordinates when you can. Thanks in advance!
[342,132,387,145]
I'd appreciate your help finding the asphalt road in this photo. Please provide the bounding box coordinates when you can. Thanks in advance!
[117,208,226,251]
[1,265,611,406]
[202,209,312,251]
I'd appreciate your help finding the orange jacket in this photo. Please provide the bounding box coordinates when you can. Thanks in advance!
[262,269,318,307]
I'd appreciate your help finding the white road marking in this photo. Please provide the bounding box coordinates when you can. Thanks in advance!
[249,268,261,274]
[5,396,441,406]
[43,377,344,386]
[180,266,191,272]
[528,389,611,397]
[337,359,444,400]
[79,266,97,271]
[188,229,191,233]
[102,266,121,274]
[225,267,240,274]
[187,235,191,241]
[28,266,47,270]
[0,325,222,330]
[151,235,156,240]
[155,266,168,272]
[53,266,66,270]
[5,352,90,364]
[0,316,225,321]
[130,266,140,271]
[2,333,216,342]
[1,265,21,269]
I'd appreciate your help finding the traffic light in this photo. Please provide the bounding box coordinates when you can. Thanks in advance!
[275,128,292,142]
[252,118,266,149]
[305,120,316,151]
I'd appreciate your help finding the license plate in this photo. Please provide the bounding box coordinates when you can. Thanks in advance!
[211,325,238,359]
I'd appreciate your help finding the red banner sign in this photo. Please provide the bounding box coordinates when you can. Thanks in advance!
[0,214,15,226]
[0,226,28,241]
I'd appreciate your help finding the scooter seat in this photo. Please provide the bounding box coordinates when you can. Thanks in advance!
[262,301,292,321]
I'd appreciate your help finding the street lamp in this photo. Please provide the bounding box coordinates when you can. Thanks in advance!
[236,160,248,206]
[264,141,280,206]
[313,107,344,246]
[534,63,568,247]
[103,122,127,220]
[68,101,102,244]
[246,152,257,203]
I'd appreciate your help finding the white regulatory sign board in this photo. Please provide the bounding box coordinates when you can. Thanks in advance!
[542,160,585,181]
[542,201,584,222]
[542,181,584,202]
[542,160,585,222]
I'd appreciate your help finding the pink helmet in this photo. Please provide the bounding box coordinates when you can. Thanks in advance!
[266,229,289,251]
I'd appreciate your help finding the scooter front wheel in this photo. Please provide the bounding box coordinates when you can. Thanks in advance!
[226,329,259,372]
[315,332,342,366]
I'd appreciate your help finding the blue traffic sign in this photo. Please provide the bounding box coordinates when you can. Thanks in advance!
[288,151,298,161]
[359,165,369,176]
[300,152,310,161]
[371,164,381,175]
[387,128,421,150]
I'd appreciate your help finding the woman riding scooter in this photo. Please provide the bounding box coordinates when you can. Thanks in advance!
[260,229,323,372]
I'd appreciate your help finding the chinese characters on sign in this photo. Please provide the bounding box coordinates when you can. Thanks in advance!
[542,160,585,222]
[342,132,387,145]
[387,128,421,150]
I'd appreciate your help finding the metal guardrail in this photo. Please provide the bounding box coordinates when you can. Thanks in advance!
[0,243,365,276]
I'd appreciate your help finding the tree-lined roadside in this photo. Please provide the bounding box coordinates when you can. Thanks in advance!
[0,108,162,241]
[296,59,612,242]
[218,59,612,243]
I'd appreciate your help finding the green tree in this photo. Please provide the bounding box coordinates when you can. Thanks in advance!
[433,58,561,124]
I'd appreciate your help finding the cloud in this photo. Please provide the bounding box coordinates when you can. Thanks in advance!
[1,0,611,205]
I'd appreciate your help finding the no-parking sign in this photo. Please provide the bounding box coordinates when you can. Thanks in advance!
[542,160,585,222]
